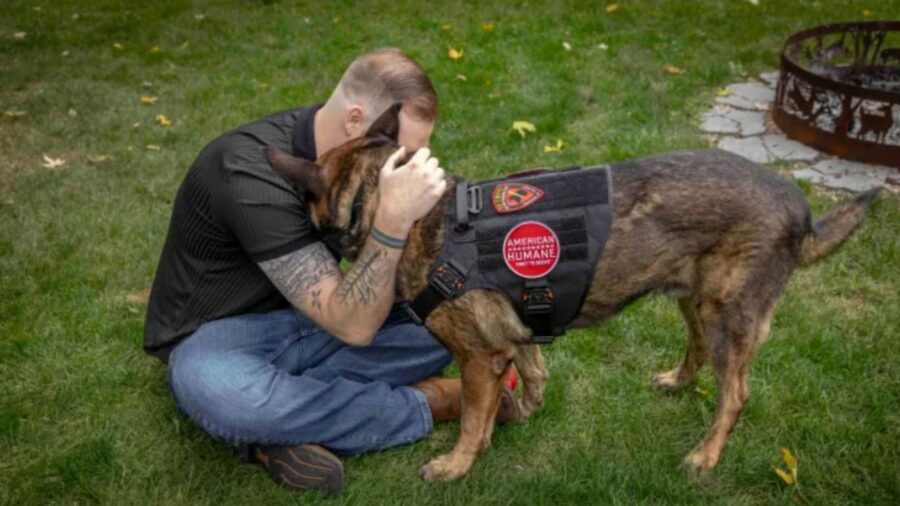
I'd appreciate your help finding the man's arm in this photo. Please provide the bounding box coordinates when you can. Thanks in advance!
[259,147,445,346]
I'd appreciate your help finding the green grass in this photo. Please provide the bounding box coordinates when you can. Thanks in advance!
[2,0,899,504]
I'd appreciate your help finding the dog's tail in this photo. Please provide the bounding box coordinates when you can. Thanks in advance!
[798,187,882,266]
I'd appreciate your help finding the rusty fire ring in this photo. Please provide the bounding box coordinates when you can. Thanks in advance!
[774,21,900,169]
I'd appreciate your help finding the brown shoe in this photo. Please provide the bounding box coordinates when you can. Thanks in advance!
[252,444,343,495]
[413,377,522,424]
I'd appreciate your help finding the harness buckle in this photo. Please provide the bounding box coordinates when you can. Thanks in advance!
[522,284,558,344]
[467,185,482,214]
[429,260,466,299]
[523,286,554,315]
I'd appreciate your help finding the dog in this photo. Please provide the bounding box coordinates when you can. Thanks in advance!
[265,105,881,481]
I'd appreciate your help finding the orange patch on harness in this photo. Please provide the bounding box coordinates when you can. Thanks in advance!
[492,182,544,214]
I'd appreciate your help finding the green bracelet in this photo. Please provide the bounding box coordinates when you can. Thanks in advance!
[370,226,406,249]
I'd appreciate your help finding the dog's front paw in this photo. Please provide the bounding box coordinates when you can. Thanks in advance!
[683,447,720,475]
[418,454,470,482]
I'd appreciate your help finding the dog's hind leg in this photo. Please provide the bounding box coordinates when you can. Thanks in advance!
[684,261,789,474]
[512,344,548,420]
[419,350,511,482]
[651,297,709,390]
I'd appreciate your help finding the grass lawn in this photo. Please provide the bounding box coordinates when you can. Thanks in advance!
[2,0,899,504]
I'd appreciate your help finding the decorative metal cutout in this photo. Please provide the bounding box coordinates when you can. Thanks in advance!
[773,22,900,168]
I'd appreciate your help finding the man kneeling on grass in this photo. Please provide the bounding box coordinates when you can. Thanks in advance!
[142,48,519,494]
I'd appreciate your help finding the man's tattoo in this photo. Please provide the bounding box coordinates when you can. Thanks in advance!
[335,244,391,305]
[311,289,322,311]
[259,243,340,308]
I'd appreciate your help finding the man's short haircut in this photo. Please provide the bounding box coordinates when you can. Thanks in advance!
[339,48,438,121]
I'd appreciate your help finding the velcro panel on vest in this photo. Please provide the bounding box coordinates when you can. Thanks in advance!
[439,165,613,333]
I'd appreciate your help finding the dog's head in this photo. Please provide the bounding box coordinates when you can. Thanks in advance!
[266,103,407,260]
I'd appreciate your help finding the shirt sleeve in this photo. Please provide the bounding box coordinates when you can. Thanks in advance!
[215,144,318,263]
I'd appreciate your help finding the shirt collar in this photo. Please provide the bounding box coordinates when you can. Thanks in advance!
[292,102,324,161]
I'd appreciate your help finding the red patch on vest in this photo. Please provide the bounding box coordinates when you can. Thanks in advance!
[491,183,544,214]
[502,221,561,279]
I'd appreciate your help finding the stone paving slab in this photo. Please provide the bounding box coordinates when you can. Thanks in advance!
[715,82,776,110]
[701,107,766,136]
[792,159,898,192]
[717,134,819,163]
[759,71,779,88]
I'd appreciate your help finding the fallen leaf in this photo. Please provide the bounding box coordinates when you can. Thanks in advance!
[4,110,27,118]
[748,0,759,5]
[562,41,572,51]
[148,45,160,54]
[448,47,464,60]
[155,114,171,126]
[774,467,795,485]
[67,108,77,117]
[716,87,732,97]
[259,82,269,91]
[481,22,495,31]
[440,23,451,30]
[132,122,141,129]
[511,120,536,138]
[146,144,161,151]
[13,32,27,40]
[125,288,150,304]
[597,43,609,50]
[61,50,70,56]
[455,74,467,81]
[194,13,206,20]
[41,154,66,169]
[695,386,713,400]
[862,9,873,16]
[664,64,685,75]
[544,139,565,152]
[605,4,619,13]
[780,447,797,473]
[180,41,190,50]
[140,95,158,104]
[705,134,719,146]
[87,154,109,165]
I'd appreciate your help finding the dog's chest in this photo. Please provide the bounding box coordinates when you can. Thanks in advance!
[408,165,614,343]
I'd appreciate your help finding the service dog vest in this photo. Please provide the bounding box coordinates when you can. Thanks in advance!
[405,164,614,344]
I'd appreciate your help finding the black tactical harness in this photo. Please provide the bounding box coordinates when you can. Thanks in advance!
[403,164,614,344]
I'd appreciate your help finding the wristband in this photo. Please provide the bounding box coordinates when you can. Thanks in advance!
[370,226,406,249]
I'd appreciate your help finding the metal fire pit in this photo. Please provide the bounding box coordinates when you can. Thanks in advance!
[773,21,900,168]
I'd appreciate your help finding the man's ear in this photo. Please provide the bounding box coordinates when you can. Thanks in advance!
[365,102,402,141]
[266,147,325,198]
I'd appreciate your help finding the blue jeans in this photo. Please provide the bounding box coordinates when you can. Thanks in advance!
[167,306,452,456]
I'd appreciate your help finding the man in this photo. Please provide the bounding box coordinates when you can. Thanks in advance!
[144,48,517,495]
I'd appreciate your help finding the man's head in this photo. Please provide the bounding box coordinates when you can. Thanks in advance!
[316,48,437,156]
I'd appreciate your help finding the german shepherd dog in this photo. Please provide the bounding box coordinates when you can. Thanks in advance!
[266,106,881,481]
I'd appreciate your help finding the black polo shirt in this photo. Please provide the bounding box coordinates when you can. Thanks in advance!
[143,104,323,361]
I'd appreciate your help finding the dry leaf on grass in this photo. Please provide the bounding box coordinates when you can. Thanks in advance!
[4,110,27,118]
[87,155,109,165]
[148,45,160,54]
[448,47,463,60]
[441,23,451,30]
[146,144,161,151]
[481,22,495,31]
[455,74,467,81]
[126,288,151,304]
[140,95,157,104]
[605,4,619,13]
[664,64,685,75]
[113,42,124,50]
[544,139,565,152]
[716,87,732,97]
[511,121,536,138]
[13,32,27,40]
[155,114,171,126]
[41,155,66,169]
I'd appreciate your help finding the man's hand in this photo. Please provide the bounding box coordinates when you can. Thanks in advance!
[375,147,447,237]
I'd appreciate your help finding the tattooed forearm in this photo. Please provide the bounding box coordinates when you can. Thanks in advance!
[259,242,340,307]
[335,244,392,305]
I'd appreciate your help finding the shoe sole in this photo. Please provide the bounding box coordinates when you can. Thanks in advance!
[256,444,343,495]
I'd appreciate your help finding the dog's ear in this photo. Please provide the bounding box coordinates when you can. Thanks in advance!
[266,147,325,198]
[365,102,402,141]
